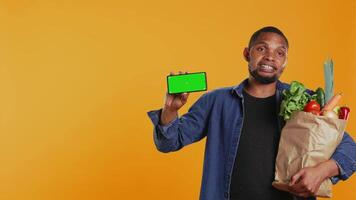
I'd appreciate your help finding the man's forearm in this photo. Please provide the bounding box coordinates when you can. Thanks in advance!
[160,107,178,125]
[317,159,340,178]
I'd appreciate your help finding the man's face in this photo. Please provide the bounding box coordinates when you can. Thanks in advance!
[244,32,288,84]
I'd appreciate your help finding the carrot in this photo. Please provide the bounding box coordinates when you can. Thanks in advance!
[322,93,342,111]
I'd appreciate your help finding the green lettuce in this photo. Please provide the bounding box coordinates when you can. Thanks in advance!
[279,81,316,120]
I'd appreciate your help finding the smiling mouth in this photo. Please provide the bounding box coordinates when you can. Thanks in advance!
[258,64,276,73]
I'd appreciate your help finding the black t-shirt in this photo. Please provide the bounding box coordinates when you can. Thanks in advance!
[229,90,293,200]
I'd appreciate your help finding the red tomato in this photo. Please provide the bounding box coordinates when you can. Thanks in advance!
[304,100,321,114]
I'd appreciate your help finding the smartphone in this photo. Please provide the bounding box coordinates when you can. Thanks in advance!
[167,72,207,94]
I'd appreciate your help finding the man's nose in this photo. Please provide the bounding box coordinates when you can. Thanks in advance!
[264,51,275,61]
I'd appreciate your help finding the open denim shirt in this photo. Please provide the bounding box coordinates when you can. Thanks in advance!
[147,79,356,200]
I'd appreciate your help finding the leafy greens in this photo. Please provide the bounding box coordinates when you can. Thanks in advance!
[279,81,316,120]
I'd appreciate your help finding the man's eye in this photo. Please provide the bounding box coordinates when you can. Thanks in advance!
[278,51,285,56]
[257,47,264,51]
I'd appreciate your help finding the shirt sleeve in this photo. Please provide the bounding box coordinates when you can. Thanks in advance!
[330,132,356,184]
[157,114,178,132]
[147,93,211,153]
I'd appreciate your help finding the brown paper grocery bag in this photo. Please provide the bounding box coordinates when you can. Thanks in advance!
[272,111,347,198]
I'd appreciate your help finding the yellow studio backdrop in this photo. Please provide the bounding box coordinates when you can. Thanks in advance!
[0,0,355,199]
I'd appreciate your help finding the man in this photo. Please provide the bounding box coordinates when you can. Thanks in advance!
[147,26,356,200]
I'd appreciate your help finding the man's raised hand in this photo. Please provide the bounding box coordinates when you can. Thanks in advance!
[160,71,190,125]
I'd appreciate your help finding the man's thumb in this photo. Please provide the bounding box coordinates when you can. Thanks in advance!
[290,170,303,185]
[165,95,173,107]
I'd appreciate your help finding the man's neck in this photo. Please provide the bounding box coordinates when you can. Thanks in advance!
[244,77,277,98]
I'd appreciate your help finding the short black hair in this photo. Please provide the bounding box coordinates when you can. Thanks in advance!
[248,26,289,49]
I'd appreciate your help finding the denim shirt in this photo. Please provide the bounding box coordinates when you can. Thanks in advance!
[147,79,356,200]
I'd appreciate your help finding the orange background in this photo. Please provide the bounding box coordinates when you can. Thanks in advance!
[0,0,355,199]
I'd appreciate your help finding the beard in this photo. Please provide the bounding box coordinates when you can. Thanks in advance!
[248,65,279,84]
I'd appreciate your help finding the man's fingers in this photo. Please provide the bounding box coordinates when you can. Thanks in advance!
[290,191,310,198]
[166,96,173,107]
[289,171,307,193]
[290,170,304,185]
[299,193,311,198]
[289,182,308,194]
[181,92,189,103]
[169,71,189,76]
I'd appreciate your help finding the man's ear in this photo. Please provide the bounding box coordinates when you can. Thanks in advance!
[243,48,250,62]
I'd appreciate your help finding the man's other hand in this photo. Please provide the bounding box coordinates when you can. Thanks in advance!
[288,160,339,198]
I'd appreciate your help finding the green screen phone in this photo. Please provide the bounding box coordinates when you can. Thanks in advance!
[167,72,207,94]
